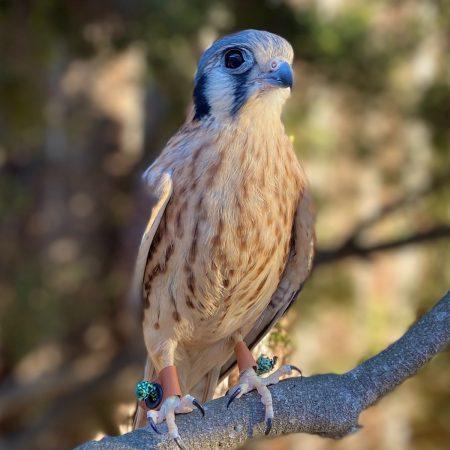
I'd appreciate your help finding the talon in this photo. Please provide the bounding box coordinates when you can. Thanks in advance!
[265,417,273,435]
[174,437,185,449]
[147,416,161,434]
[227,387,241,408]
[192,398,205,417]
[289,365,302,378]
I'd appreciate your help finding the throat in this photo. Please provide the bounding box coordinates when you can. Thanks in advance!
[218,120,288,178]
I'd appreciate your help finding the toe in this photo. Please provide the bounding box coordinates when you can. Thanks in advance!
[146,394,203,444]
[255,383,274,435]
[289,364,303,377]
[146,412,161,434]
[192,398,205,417]
[176,394,205,416]
[265,417,273,435]
[262,363,302,386]
[226,383,249,408]
[174,437,185,449]
[228,369,278,436]
[226,386,242,408]
[165,407,181,441]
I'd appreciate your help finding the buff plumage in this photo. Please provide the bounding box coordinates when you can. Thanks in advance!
[132,30,315,444]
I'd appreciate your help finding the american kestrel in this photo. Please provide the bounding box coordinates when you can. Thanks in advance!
[132,30,315,447]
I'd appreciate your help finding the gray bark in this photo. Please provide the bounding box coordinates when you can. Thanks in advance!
[77,291,450,450]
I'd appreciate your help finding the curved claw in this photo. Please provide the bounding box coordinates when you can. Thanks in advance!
[147,416,161,434]
[289,365,303,378]
[192,398,205,417]
[226,387,241,409]
[174,437,185,449]
[265,417,273,435]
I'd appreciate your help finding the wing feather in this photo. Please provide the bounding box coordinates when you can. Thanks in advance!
[130,171,173,307]
[132,170,172,429]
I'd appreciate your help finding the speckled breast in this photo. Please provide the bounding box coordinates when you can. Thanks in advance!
[142,133,302,344]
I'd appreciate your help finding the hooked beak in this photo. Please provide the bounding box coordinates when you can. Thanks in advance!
[264,61,293,89]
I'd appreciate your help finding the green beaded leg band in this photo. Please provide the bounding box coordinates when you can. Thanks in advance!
[135,380,163,409]
[256,355,278,375]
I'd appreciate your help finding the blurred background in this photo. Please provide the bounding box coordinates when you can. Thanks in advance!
[0,1,449,449]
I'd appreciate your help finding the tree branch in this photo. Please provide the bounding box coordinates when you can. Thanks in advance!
[76,291,450,450]
[344,171,450,238]
[314,170,450,266]
[315,225,450,265]
[1,225,446,426]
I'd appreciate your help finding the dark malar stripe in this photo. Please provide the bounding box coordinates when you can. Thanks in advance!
[231,72,249,116]
[193,73,210,120]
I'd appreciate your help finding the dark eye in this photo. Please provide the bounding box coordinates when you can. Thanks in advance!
[224,49,244,69]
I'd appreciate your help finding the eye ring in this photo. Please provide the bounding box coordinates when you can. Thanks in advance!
[224,49,244,69]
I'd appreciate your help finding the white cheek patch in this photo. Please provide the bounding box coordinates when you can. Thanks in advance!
[205,71,235,121]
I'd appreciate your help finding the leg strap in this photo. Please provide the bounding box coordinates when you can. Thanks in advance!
[159,365,182,400]
[234,341,257,373]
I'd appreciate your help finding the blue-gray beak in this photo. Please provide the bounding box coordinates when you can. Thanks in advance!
[265,61,293,89]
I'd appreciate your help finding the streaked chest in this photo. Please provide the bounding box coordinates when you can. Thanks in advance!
[143,124,304,338]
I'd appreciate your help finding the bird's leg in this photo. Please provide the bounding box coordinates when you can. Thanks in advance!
[144,343,204,448]
[226,334,302,435]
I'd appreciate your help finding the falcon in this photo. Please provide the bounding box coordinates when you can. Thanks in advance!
[132,29,315,447]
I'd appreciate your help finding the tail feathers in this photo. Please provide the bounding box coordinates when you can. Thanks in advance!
[132,358,156,430]
[190,366,221,403]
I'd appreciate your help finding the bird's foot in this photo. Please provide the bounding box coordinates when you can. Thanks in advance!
[227,364,302,435]
[147,394,205,449]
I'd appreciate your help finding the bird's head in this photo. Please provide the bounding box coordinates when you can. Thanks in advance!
[193,30,294,123]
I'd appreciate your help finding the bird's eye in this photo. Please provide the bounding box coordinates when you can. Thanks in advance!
[224,49,244,69]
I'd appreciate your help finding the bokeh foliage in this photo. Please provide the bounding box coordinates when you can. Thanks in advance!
[0,1,449,449]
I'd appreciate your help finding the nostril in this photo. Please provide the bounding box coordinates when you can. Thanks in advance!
[270,60,278,71]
